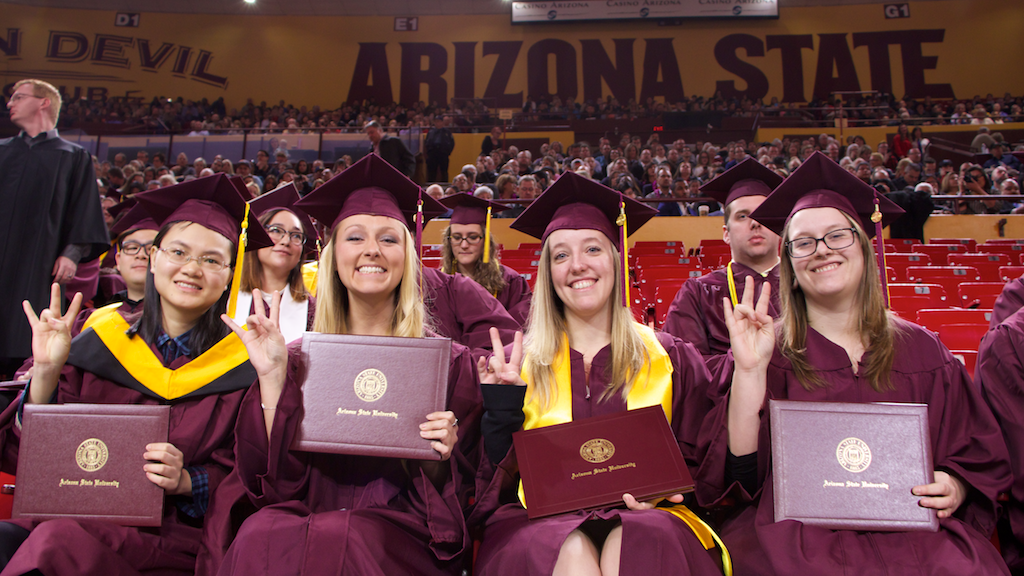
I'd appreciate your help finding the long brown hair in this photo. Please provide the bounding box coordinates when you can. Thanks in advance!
[440,225,507,296]
[778,213,900,391]
[240,209,310,302]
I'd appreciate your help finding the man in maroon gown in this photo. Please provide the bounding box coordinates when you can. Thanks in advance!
[662,158,783,377]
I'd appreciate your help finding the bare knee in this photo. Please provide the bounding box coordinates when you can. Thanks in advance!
[553,529,602,576]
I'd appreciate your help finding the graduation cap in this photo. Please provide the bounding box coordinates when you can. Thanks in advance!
[749,151,904,306]
[294,154,445,255]
[109,199,160,239]
[134,173,273,318]
[438,193,507,264]
[249,182,321,258]
[511,170,657,307]
[699,157,784,207]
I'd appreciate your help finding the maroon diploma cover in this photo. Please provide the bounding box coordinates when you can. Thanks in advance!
[513,406,694,520]
[291,333,452,460]
[769,400,938,532]
[13,404,169,527]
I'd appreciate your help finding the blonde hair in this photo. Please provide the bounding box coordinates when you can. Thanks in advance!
[312,224,424,337]
[240,209,310,302]
[440,225,507,296]
[14,79,61,125]
[778,212,898,391]
[522,240,649,410]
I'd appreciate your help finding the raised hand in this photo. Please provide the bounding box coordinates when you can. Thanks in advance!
[143,442,190,496]
[22,283,82,376]
[724,276,775,374]
[221,289,288,390]
[476,328,526,386]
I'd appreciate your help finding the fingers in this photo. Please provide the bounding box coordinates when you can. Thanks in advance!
[755,281,772,317]
[269,290,282,326]
[64,292,83,328]
[740,275,756,308]
[622,493,655,511]
[144,443,183,465]
[22,300,40,329]
[507,331,524,372]
[488,327,507,372]
[48,283,62,317]
[220,314,247,339]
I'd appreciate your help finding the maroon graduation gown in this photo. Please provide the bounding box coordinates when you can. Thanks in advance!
[694,321,1012,576]
[661,263,780,379]
[0,324,248,576]
[217,338,482,576]
[496,264,532,326]
[470,333,721,576]
[422,267,521,352]
[991,277,1024,329]
[977,307,1024,572]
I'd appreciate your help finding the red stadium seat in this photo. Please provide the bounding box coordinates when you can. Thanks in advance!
[630,246,683,257]
[1000,266,1024,282]
[637,266,702,306]
[0,472,12,520]
[978,243,1024,258]
[502,259,540,273]
[632,255,702,269]
[885,267,898,283]
[888,283,948,307]
[930,238,978,252]
[910,243,968,263]
[984,239,1024,245]
[883,253,931,282]
[947,253,1011,282]
[885,239,918,253]
[905,266,982,300]
[518,270,537,290]
[950,350,979,377]
[889,296,934,319]
[699,239,728,248]
[653,280,687,329]
[916,309,993,331]
[958,282,1006,309]
[518,242,542,250]
[501,248,543,260]
[421,257,442,269]
[936,323,988,352]
[633,241,685,251]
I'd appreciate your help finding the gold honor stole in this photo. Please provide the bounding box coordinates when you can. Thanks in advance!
[66,304,257,401]
[517,323,731,572]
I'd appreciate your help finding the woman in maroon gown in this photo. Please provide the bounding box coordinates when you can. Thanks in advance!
[470,172,734,576]
[0,174,272,576]
[699,152,1012,576]
[217,154,481,576]
[437,193,532,326]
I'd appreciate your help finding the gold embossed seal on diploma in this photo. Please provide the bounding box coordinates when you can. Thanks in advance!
[580,439,615,463]
[293,333,452,460]
[12,404,169,527]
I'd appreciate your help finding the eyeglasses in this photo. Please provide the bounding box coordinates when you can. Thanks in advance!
[785,228,858,258]
[9,93,42,103]
[265,225,306,246]
[155,247,231,271]
[450,233,483,245]
[120,241,153,256]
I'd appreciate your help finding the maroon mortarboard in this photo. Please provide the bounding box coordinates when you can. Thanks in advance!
[749,151,905,306]
[109,201,159,238]
[700,157,784,207]
[249,182,320,257]
[511,171,657,306]
[439,193,507,264]
[294,154,445,254]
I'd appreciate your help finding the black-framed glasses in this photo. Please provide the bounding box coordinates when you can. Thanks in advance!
[265,225,306,246]
[785,228,858,258]
[119,241,153,256]
[155,247,231,271]
[450,233,483,245]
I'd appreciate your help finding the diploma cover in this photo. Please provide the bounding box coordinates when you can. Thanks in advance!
[513,405,694,520]
[13,404,169,527]
[291,333,451,460]
[769,400,938,532]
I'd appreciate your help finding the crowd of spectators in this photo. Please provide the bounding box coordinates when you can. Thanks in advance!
[7,90,1023,134]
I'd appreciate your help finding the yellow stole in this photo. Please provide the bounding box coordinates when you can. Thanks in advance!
[78,304,252,400]
[517,323,731,572]
[302,261,319,296]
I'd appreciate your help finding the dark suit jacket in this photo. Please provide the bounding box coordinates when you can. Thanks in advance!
[375,136,416,178]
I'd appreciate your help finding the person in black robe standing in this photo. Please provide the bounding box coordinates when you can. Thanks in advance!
[0,79,108,378]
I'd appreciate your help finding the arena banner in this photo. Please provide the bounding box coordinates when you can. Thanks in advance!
[510,0,778,23]
[0,1,1021,110]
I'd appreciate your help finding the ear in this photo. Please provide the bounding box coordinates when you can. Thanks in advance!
[149,247,158,274]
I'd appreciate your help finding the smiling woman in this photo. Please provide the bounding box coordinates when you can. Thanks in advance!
[0,174,273,575]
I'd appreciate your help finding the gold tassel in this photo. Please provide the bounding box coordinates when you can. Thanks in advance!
[227,202,250,318]
[483,206,493,264]
[617,201,629,307]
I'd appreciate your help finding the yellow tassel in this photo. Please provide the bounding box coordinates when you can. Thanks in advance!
[617,201,629,307]
[483,206,492,264]
[227,202,250,318]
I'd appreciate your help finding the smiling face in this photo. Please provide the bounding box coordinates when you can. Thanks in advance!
[724,195,780,269]
[333,214,406,303]
[547,229,615,322]
[150,222,234,320]
[258,210,304,279]
[786,207,864,308]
